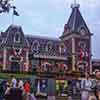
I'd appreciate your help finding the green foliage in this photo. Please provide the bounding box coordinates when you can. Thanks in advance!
[0,72,32,79]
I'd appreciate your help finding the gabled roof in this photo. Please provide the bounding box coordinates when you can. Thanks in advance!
[26,35,61,50]
[62,4,90,37]
[2,25,29,48]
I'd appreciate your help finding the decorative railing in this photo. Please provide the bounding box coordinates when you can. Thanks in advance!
[35,66,81,78]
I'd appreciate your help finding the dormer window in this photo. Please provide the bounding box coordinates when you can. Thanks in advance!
[46,41,53,52]
[32,40,40,53]
[14,32,20,43]
[79,41,86,49]
[80,28,86,36]
[78,26,86,36]
[59,44,66,54]
[63,24,70,33]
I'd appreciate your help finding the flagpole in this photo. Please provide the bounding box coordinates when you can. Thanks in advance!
[74,0,76,4]
[12,7,14,25]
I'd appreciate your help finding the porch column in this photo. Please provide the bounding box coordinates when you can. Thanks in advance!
[3,48,7,70]
[25,50,29,71]
[72,38,76,71]
[37,80,40,93]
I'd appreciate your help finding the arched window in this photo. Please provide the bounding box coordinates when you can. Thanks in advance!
[59,44,67,54]
[78,26,86,36]
[78,41,86,49]
[45,41,53,52]
[14,32,20,43]
[32,40,40,53]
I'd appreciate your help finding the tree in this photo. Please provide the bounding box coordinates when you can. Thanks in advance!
[0,0,14,13]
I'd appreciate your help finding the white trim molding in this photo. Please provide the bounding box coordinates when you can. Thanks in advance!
[3,48,7,70]
[72,38,76,71]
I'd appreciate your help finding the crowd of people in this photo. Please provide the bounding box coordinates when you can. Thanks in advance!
[80,70,100,100]
[0,70,100,100]
[0,75,37,100]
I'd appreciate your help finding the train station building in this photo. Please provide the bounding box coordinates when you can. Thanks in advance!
[0,3,99,98]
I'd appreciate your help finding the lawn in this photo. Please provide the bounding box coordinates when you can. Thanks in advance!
[0,72,33,79]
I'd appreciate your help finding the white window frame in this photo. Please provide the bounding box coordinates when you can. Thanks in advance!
[45,41,53,52]
[78,41,86,49]
[14,32,21,43]
[31,40,40,53]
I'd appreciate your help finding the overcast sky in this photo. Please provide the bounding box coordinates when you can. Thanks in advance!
[0,0,100,59]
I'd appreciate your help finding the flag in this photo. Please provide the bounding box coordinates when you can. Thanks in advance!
[79,48,84,60]
[85,51,88,57]
[13,9,19,16]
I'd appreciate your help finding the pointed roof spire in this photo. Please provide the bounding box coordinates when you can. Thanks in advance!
[71,0,80,8]
[61,1,90,38]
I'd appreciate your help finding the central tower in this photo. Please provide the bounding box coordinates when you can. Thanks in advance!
[60,3,92,74]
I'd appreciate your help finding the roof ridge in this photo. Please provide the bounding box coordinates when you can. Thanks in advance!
[72,7,77,31]
[26,34,60,41]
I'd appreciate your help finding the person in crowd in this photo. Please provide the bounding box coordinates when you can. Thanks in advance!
[5,82,10,95]
[4,82,11,100]
[81,72,93,100]
[23,93,37,100]
[24,80,31,94]
[5,79,25,100]
[95,70,100,100]
[0,80,7,100]
[9,87,23,100]
[67,80,73,100]
[18,79,24,90]
[11,75,17,88]
[23,80,37,100]
[0,81,5,100]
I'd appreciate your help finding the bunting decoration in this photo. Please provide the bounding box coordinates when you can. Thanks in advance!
[40,79,48,89]
[60,63,68,70]
[36,79,48,96]
[41,62,52,71]
[79,48,89,60]
[12,47,22,56]
[79,48,84,60]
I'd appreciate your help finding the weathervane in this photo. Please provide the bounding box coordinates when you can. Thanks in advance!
[71,0,80,8]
